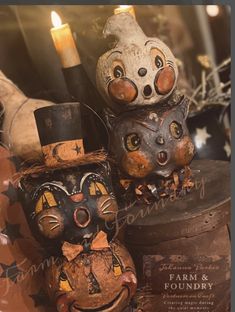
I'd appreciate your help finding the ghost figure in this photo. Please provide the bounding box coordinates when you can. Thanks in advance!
[96,13,178,113]
[108,97,195,179]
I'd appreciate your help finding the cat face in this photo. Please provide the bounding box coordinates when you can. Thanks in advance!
[19,163,118,250]
[96,13,178,113]
[109,99,195,179]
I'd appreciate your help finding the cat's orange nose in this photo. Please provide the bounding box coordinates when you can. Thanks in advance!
[70,193,84,202]
[155,66,175,95]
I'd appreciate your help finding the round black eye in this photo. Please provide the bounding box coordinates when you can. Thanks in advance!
[59,271,68,281]
[156,135,165,145]
[155,55,164,69]
[114,65,124,78]
[170,122,183,139]
[125,133,141,152]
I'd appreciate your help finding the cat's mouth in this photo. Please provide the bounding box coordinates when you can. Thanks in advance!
[157,151,168,165]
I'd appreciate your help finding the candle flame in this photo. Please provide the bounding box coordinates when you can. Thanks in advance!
[119,5,131,9]
[206,5,220,17]
[51,11,62,27]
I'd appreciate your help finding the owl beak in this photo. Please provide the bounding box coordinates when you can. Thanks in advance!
[157,151,168,165]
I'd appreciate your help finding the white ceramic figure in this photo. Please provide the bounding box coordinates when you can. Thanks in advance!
[96,13,179,114]
[0,71,54,160]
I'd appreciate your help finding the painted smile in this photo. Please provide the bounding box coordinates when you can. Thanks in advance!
[70,287,129,312]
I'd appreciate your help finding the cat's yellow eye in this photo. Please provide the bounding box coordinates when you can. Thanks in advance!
[35,191,57,214]
[89,182,108,196]
[125,133,141,152]
[170,121,183,139]
[59,271,73,292]
[112,254,123,277]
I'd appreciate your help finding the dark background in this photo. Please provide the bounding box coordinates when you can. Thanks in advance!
[0,5,231,159]
[0,5,230,101]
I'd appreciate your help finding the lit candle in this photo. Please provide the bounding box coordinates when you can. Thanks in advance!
[114,5,136,18]
[50,11,81,68]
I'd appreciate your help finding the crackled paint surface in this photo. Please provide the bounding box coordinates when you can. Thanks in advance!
[108,98,195,179]
[96,13,178,113]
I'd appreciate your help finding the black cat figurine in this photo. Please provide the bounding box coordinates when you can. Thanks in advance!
[19,162,118,254]
[18,103,118,255]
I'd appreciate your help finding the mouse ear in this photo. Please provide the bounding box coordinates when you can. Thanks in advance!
[103,12,146,46]
[178,97,190,120]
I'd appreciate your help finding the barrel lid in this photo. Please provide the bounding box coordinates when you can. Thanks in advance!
[124,160,230,244]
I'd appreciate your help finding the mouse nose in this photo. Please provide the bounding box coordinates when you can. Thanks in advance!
[143,85,153,98]
[138,67,147,77]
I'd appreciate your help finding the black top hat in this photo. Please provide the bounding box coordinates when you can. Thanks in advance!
[17,103,106,178]
[34,103,85,168]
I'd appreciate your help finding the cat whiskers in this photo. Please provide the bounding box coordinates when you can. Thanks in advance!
[50,224,60,231]
[38,214,61,231]
[100,197,115,215]
[105,75,112,85]
[167,60,174,66]
[39,214,59,221]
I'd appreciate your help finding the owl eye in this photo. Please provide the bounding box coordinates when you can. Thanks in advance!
[155,55,164,69]
[59,271,73,292]
[170,121,183,139]
[150,48,166,70]
[125,133,141,152]
[114,65,124,78]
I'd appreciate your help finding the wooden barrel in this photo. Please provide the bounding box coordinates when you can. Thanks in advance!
[124,160,230,312]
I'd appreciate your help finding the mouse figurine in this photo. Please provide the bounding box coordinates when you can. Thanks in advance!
[96,12,178,114]
[107,97,195,202]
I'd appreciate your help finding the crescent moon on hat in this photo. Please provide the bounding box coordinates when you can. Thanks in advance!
[52,143,65,162]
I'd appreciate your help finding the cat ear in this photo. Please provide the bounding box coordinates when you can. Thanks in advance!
[178,97,190,120]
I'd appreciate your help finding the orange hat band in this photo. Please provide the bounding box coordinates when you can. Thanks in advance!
[42,139,84,168]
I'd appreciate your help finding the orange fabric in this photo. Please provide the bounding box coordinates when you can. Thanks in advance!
[0,147,54,311]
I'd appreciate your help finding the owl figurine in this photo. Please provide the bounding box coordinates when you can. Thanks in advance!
[108,97,195,201]
[96,12,178,114]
